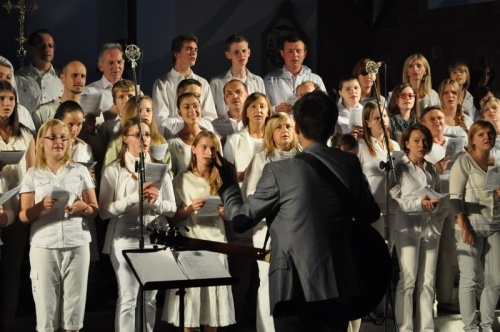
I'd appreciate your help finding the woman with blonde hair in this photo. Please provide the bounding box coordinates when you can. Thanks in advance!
[449,60,475,119]
[450,120,500,332]
[103,95,171,169]
[19,119,98,332]
[100,117,176,332]
[242,112,299,332]
[401,53,440,115]
[163,130,235,331]
[438,79,473,132]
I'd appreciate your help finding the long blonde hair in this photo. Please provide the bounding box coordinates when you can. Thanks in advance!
[402,53,433,99]
[35,119,72,169]
[188,131,223,195]
[120,96,166,145]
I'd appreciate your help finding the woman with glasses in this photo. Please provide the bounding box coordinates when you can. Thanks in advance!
[438,79,473,132]
[352,58,386,105]
[401,53,440,115]
[19,119,97,332]
[100,117,176,332]
[388,82,418,143]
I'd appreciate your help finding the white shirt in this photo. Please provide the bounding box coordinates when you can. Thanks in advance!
[210,68,265,118]
[223,127,263,173]
[152,68,217,129]
[99,158,176,254]
[264,65,326,110]
[358,137,400,211]
[32,98,61,131]
[15,63,63,113]
[0,128,33,227]
[211,114,243,140]
[20,163,94,248]
[390,155,441,238]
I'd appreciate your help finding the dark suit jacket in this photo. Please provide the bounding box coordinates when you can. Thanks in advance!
[220,142,380,315]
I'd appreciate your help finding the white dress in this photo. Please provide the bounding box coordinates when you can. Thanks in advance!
[162,171,235,327]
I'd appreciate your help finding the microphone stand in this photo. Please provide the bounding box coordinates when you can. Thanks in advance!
[369,68,399,332]
[127,46,147,332]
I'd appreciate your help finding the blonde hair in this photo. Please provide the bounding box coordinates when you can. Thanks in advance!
[438,79,467,132]
[402,54,433,99]
[361,101,395,157]
[35,119,72,169]
[261,113,298,156]
[188,131,223,195]
[120,95,166,145]
[468,120,496,151]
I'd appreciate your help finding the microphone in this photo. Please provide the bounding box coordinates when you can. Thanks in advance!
[125,44,141,62]
[365,60,383,75]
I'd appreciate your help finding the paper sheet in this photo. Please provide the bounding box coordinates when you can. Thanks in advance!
[348,107,363,132]
[150,144,168,161]
[0,186,21,205]
[80,93,104,116]
[484,166,500,190]
[412,186,447,200]
[197,195,222,217]
[0,150,25,164]
[177,250,231,279]
[145,162,169,188]
[125,250,188,284]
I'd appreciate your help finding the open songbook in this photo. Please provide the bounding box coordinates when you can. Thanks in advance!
[123,249,230,285]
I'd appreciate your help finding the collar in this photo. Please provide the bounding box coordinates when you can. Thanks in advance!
[170,67,194,80]
[29,63,57,77]
[99,75,115,90]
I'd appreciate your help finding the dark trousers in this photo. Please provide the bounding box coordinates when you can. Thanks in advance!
[273,300,349,332]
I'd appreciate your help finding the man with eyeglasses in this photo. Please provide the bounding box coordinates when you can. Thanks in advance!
[264,35,326,114]
[212,79,249,143]
[210,35,265,118]
[152,34,217,130]
[15,29,63,114]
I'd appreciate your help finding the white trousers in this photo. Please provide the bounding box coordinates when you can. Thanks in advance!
[29,245,89,332]
[394,231,440,332]
[110,244,157,332]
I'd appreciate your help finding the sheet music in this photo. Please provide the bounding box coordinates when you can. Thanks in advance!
[145,162,169,188]
[150,143,168,161]
[484,166,500,190]
[126,250,188,284]
[348,107,363,132]
[412,186,447,200]
[177,250,231,279]
[0,150,25,164]
[445,137,466,169]
[197,195,222,217]
[80,93,103,116]
[0,186,21,205]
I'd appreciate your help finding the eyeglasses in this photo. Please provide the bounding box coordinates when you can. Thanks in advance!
[399,93,415,99]
[126,132,151,139]
[360,70,369,76]
[33,43,55,50]
[44,135,69,142]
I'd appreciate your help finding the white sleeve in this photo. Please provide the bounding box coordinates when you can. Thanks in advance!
[99,165,139,219]
[152,78,172,126]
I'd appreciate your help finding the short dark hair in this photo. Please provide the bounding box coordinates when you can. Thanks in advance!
[281,35,307,51]
[171,34,198,65]
[400,123,433,154]
[176,79,202,95]
[225,35,248,51]
[293,90,338,144]
[223,79,248,95]
[54,100,84,120]
[338,75,359,90]
[176,92,201,110]
[27,29,54,46]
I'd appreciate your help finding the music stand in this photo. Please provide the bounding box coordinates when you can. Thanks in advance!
[123,248,238,331]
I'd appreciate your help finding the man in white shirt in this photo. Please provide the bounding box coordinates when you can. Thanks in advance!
[83,43,125,121]
[210,35,264,118]
[152,34,217,130]
[15,29,63,113]
[212,79,248,144]
[264,35,326,113]
[32,60,87,130]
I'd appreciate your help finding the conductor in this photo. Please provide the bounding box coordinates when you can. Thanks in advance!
[215,90,381,331]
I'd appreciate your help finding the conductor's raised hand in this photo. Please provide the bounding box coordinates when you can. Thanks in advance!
[214,151,237,187]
